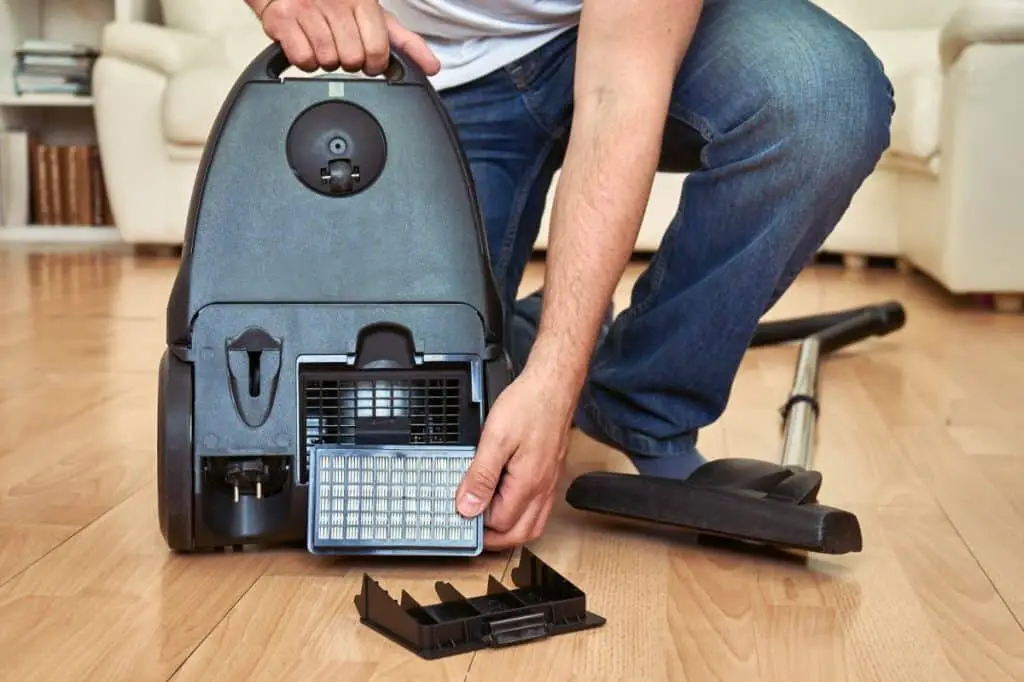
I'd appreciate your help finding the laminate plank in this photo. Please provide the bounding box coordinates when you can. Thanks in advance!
[169,574,477,682]
[879,505,1024,682]
[0,483,275,682]
[891,426,1024,623]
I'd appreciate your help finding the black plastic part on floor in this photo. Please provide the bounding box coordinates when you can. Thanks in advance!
[354,548,606,659]
[564,463,863,555]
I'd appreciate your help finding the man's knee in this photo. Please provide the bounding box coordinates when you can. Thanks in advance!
[763,24,894,183]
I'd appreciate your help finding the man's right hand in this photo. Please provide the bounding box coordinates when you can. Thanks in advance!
[246,0,440,77]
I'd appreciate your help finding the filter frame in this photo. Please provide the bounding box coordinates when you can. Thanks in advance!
[306,443,484,555]
[296,352,487,556]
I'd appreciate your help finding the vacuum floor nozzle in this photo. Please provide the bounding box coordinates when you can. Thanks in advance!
[565,468,863,555]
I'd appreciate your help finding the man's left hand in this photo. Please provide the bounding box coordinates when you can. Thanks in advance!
[454,365,578,550]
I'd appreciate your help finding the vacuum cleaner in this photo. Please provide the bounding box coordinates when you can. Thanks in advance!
[156,43,515,558]
[155,45,608,656]
[156,35,904,565]
[565,300,906,555]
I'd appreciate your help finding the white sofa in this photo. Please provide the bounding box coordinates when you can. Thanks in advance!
[93,0,1024,308]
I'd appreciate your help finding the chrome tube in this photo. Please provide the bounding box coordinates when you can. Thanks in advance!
[780,336,821,469]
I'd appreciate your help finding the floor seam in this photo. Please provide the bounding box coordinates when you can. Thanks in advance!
[888,429,1024,632]
[0,479,151,591]
[938,502,1024,633]
[165,572,263,681]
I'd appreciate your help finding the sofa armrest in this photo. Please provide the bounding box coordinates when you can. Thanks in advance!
[100,21,225,76]
[924,35,1024,292]
[940,2,1024,69]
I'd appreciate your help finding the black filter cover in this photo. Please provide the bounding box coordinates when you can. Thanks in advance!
[166,43,503,347]
[355,548,605,659]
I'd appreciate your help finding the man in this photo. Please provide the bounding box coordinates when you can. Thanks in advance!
[244,0,893,551]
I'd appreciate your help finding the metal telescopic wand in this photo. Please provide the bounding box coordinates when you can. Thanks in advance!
[761,302,907,471]
[780,336,821,469]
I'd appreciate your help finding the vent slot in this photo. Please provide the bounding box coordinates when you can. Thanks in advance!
[299,364,478,482]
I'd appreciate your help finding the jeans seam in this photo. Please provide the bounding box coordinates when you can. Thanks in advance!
[494,134,559,286]
[577,114,719,459]
[503,68,569,141]
[578,397,698,458]
[615,108,715,326]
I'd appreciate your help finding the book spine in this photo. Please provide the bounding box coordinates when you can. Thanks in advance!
[90,146,105,226]
[76,146,94,226]
[32,140,51,225]
[47,145,63,225]
[66,146,80,225]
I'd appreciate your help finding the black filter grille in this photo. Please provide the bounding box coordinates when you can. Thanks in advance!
[304,376,462,443]
[299,365,478,481]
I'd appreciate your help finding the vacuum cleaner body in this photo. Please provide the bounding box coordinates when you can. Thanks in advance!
[157,46,510,556]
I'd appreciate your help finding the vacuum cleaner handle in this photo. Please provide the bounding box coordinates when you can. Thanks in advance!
[814,301,906,356]
[241,41,426,86]
[752,300,905,347]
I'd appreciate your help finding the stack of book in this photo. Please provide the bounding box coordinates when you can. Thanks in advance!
[13,39,98,98]
[29,138,113,226]
[0,132,112,227]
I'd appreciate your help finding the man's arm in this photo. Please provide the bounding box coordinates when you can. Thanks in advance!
[455,0,704,550]
[524,0,703,390]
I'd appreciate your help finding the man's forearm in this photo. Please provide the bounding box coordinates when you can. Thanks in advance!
[524,0,703,396]
[525,100,664,388]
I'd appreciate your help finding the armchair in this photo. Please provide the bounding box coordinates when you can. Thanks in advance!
[92,0,269,244]
[897,2,1024,310]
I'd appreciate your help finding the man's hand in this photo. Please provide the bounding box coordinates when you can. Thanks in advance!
[245,0,440,76]
[455,364,578,550]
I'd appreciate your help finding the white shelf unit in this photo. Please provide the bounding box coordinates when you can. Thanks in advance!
[0,224,121,243]
[0,0,158,244]
[0,92,95,107]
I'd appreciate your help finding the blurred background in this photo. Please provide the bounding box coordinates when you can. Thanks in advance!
[1,0,1022,312]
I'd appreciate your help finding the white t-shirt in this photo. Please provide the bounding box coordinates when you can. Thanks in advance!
[380,1,582,90]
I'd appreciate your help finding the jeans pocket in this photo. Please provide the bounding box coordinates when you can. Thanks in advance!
[506,29,578,138]
[505,26,578,90]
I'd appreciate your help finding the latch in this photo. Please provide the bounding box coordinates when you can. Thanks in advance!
[485,612,550,647]
[225,327,283,428]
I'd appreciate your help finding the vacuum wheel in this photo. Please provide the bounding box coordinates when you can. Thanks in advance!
[157,348,195,552]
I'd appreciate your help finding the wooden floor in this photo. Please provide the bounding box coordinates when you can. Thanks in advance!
[1,245,1023,682]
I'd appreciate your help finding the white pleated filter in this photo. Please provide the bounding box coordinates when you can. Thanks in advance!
[309,447,480,553]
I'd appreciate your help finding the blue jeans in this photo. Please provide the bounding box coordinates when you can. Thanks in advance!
[438,0,893,474]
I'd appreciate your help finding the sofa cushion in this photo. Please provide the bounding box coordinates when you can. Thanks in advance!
[813,0,959,32]
[162,27,330,146]
[162,67,237,146]
[160,0,260,36]
[860,28,943,162]
[161,25,275,146]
